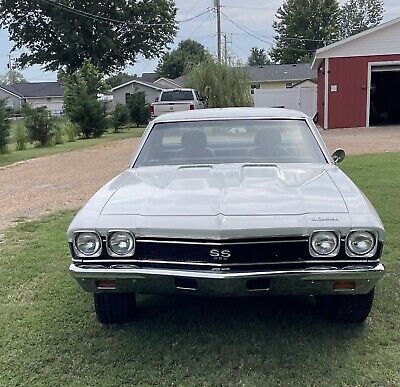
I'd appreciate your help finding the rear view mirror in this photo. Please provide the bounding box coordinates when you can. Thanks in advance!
[332,148,345,164]
[154,97,159,102]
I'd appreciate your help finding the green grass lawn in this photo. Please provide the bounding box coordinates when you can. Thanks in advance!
[0,126,145,168]
[0,153,399,386]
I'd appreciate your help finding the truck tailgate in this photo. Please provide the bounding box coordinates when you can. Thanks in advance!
[154,102,193,115]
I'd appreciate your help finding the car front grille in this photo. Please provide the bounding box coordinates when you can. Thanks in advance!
[133,237,310,264]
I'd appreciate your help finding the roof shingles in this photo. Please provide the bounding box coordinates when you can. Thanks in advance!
[0,82,63,98]
[246,63,316,83]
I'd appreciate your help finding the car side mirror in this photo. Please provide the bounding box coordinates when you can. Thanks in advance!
[332,148,345,164]
[155,97,159,102]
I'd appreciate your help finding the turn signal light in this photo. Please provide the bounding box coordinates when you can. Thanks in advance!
[95,280,116,289]
[333,281,356,291]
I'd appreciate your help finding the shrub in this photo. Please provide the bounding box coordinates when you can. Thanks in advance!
[0,99,10,152]
[112,104,130,132]
[62,59,109,138]
[64,121,79,142]
[54,123,64,144]
[13,121,27,151]
[22,105,55,146]
[187,59,252,108]
[66,95,107,138]
[127,92,150,127]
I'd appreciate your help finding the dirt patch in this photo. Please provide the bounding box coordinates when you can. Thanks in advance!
[321,125,400,155]
[0,137,139,230]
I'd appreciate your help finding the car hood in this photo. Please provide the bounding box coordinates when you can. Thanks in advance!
[100,164,348,216]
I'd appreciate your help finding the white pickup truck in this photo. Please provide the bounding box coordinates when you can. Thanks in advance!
[150,88,204,117]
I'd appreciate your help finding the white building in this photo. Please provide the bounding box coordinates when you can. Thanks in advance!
[0,82,64,115]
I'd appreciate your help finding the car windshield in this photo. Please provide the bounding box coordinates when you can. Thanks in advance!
[134,119,326,167]
[160,90,194,101]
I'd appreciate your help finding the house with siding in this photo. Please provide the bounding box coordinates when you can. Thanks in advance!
[246,63,317,91]
[111,74,183,106]
[0,82,64,114]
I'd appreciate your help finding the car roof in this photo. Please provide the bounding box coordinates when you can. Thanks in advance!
[153,107,308,123]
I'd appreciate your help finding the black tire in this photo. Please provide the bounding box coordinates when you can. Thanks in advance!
[317,288,375,323]
[94,292,136,324]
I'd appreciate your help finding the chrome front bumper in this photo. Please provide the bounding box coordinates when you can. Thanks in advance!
[70,263,385,296]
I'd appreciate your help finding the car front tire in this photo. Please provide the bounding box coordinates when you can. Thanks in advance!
[94,292,136,324]
[317,288,375,323]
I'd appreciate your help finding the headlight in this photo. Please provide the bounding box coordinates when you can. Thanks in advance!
[107,231,135,257]
[310,231,339,257]
[74,232,102,257]
[347,231,376,256]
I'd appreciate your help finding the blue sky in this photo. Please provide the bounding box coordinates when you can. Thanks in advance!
[1,0,399,81]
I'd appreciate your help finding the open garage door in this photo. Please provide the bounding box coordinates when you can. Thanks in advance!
[369,65,400,126]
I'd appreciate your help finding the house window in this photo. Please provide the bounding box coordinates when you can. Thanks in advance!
[125,93,131,103]
[47,97,51,102]
[285,82,293,88]
[5,98,13,108]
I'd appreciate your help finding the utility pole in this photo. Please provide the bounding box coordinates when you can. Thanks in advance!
[8,54,13,85]
[223,33,228,65]
[215,0,222,63]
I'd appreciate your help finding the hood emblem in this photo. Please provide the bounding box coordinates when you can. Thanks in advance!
[312,217,340,222]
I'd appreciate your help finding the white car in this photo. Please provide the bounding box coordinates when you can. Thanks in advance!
[68,108,384,324]
[150,88,204,117]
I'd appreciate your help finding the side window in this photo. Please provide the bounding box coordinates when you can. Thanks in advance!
[125,93,131,103]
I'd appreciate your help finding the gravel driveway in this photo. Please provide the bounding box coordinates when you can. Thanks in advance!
[0,125,399,230]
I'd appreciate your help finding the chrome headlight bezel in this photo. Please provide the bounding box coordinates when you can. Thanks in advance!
[309,230,340,258]
[346,230,378,258]
[106,230,136,257]
[73,231,102,258]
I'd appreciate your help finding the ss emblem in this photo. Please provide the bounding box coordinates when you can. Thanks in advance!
[209,249,231,261]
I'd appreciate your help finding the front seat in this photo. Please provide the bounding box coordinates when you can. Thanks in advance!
[180,130,215,158]
[247,128,283,158]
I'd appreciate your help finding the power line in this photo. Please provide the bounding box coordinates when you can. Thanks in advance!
[186,10,213,39]
[221,11,319,53]
[227,32,333,43]
[221,10,274,45]
[38,0,210,27]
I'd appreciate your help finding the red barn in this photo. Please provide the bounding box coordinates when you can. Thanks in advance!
[312,17,400,129]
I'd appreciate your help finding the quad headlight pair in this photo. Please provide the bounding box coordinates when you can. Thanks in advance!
[310,230,377,258]
[73,231,135,258]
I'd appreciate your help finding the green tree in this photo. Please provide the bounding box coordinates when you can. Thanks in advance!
[187,60,252,108]
[112,104,130,132]
[270,0,340,64]
[127,92,150,127]
[0,69,26,84]
[339,0,384,39]
[156,39,211,79]
[0,0,177,74]
[22,105,55,146]
[62,60,108,138]
[0,99,10,152]
[107,72,136,88]
[247,47,271,66]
